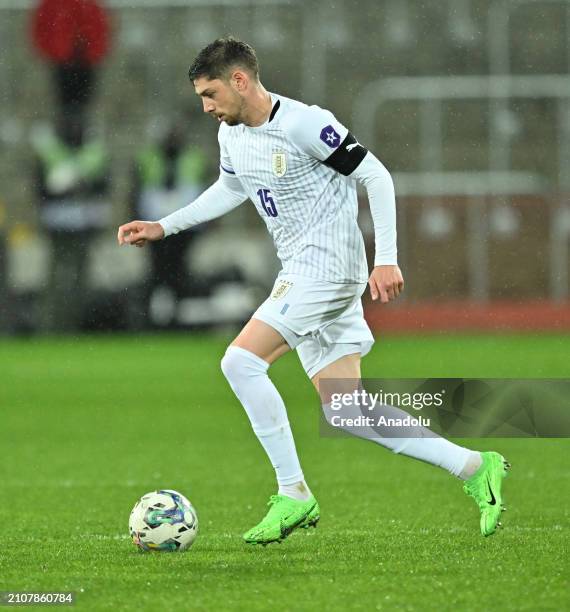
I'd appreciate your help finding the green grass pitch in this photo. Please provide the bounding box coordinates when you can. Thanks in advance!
[1,333,568,610]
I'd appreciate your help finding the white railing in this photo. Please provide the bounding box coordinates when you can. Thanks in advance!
[353,74,570,302]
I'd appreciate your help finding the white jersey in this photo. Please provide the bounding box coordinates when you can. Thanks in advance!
[219,94,369,283]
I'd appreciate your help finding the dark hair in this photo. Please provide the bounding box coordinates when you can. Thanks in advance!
[188,36,259,82]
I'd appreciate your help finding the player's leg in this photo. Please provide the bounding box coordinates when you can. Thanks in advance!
[222,318,302,490]
[220,317,317,544]
[310,351,509,536]
[312,352,481,478]
[223,272,357,515]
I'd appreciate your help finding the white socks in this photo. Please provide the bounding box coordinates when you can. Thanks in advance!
[322,401,480,479]
[221,346,305,487]
[278,480,312,501]
[221,345,480,497]
[459,451,483,480]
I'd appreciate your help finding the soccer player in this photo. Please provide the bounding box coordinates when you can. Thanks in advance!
[118,37,509,544]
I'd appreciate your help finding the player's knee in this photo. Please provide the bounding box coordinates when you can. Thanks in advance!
[220,348,240,382]
[221,346,265,383]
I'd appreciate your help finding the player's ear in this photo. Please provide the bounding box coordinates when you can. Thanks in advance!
[230,69,248,92]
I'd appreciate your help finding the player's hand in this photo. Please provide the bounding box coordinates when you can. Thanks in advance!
[368,265,404,303]
[117,220,165,248]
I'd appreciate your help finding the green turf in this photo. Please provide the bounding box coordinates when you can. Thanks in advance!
[1,333,568,611]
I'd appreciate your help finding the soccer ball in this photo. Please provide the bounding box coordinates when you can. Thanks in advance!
[129,489,198,552]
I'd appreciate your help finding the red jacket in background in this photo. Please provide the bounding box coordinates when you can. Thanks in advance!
[32,0,111,65]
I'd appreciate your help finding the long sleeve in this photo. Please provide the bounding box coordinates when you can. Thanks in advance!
[158,171,247,237]
[350,152,397,266]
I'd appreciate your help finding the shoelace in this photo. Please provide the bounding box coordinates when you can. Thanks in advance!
[267,494,285,506]
[252,495,287,526]
[463,477,489,509]
[263,495,286,516]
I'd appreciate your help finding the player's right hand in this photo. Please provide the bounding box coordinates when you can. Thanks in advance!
[117,220,165,247]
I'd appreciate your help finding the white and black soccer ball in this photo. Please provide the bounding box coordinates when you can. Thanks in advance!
[129,489,198,552]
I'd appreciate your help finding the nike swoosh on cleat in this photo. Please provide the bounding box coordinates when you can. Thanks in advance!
[486,476,496,505]
[280,502,317,536]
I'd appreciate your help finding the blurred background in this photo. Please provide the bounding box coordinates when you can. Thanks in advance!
[0,0,569,335]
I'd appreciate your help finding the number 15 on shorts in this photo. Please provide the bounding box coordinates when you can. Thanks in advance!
[256,188,278,217]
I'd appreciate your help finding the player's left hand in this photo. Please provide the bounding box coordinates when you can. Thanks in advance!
[368,265,404,303]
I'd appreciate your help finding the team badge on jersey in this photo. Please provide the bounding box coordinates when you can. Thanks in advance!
[270,279,293,300]
[272,152,287,177]
[320,125,341,148]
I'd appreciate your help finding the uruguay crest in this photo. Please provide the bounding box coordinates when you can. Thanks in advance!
[270,279,293,300]
[272,151,287,177]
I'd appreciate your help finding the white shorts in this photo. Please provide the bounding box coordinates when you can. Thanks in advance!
[253,273,374,378]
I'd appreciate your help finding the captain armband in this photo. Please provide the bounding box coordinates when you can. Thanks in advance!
[323,132,368,176]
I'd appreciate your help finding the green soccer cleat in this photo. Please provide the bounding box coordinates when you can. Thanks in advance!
[243,494,319,545]
[463,451,511,537]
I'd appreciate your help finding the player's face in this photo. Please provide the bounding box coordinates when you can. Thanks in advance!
[194,77,245,126]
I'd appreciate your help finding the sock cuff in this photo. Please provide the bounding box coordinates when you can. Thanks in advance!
[277,471,305,486]
[224,345,270,372]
